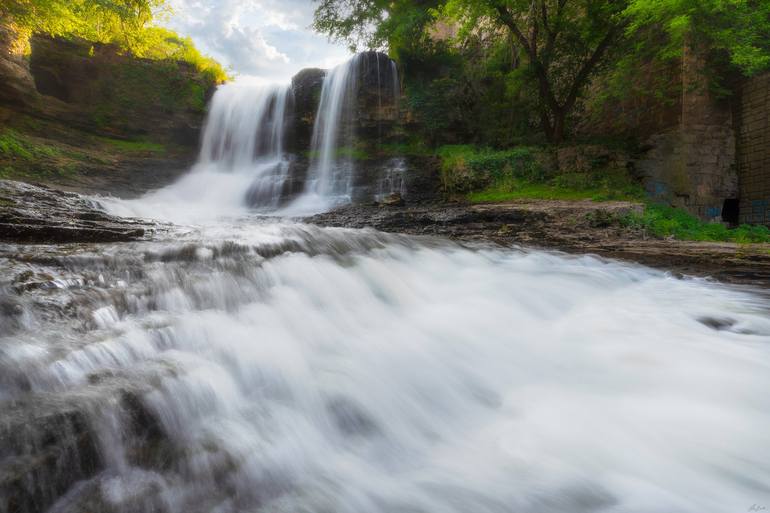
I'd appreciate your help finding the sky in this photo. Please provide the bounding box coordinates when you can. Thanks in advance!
[163,0,352,83]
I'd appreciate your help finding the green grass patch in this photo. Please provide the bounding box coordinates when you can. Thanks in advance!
[99,137,166,154]
[468,182,622,202]
[0,129,62,160]
[437,145,546,194]
[379,140,432,157]
[444,144,645,203]
[306,146,369,161]
[621,204,770,243]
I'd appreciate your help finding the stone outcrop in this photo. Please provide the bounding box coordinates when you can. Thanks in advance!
[277,52,438,205]
[0,27,217,196]
[0,180,149,242]
[25,34,215,146]
[0,24,38,110]
[288,68,326,153]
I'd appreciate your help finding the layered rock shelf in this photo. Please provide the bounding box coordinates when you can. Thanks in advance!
[0,180,149,243]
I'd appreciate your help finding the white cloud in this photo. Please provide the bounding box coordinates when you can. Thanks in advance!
[163,0,351,83]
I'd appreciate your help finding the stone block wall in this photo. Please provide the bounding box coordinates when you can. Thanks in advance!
[737,72,770,224]
[634,43,738,221]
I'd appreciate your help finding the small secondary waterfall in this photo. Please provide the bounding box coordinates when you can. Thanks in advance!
[303,53,401,206]
[305,55,361,202]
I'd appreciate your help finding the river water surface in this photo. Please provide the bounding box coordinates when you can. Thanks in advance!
[2,217,770,512]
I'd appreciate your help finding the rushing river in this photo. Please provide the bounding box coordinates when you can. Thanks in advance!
[3,55,770,512]
[2,218,770,512]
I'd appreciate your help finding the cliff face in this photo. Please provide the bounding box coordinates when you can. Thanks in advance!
[281,52,439,205]
[27,35,215,146]
[0,27,217,196]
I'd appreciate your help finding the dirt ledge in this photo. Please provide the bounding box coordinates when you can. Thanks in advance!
[306,200,770,287]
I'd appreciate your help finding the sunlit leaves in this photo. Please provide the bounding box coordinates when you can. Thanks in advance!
[1,0,228,83]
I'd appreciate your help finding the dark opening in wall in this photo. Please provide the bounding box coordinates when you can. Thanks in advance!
[722,198,739,225]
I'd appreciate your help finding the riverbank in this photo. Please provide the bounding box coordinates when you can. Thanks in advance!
[307,200,770,286]
[2,176,770,285]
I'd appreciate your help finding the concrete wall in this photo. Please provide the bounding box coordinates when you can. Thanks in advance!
[737,72,770,224]
[635,44,738,221]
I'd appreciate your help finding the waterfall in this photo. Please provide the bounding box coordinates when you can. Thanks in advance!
[199,82,292,209]
[199,82,290,169]
[298,52,402,208]
[107,53,403,220]
[106,82,293,221]
[304,54,361,203]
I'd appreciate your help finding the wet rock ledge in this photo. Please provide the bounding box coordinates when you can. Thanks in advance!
[0,179,147,243]
[307,201,770,286]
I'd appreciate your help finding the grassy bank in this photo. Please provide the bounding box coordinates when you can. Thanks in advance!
[621,204,770,244]
[0,119,176,186]
[437,144,644,202]
[437,144,770,244]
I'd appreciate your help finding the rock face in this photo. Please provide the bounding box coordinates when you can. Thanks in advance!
[288,68,326,153]
[0,24,38,111]
[0,180,149,242]
[278,52,442,205]
[0,27,219,197]
[26,34,215,146]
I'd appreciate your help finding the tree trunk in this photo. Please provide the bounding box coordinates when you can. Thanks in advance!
[551,108,566,143]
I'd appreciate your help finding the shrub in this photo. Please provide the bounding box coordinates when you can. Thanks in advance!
[437,145,543,194]
[621,204,770,243]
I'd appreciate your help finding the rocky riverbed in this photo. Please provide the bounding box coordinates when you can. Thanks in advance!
[0,180,152,243]
[307,200,770,286]
[3,177,770,285]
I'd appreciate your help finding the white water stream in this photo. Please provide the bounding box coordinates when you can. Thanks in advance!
[1,223,770,512]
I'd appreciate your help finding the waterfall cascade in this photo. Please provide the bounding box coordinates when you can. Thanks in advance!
[3,223,770,512]
[305,55,360,202]
[105,53,403,220]
[199,82,292,209]
[303,52,402,207]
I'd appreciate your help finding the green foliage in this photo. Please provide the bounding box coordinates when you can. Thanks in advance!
[306,146,369,161]
[129,27,229,83]
[624,0,770,77]
[2,0,228,84]
[467,168,644,203]
[621,204,770,243]
[313,0,441,52]
[438,145,545,193]
[313,0,770,144]
[437,144,645,203]
[379,140,432,157]
[0,129,62,160]
[468,183,614,202]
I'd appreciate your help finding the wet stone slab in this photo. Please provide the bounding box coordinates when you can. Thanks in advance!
[0,180,150,243]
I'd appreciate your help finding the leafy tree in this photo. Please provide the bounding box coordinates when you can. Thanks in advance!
[443,1,629,142]
[625,0,770,77]
[1,0,228,83]
[313,0,770,143]
[313,0,629,142]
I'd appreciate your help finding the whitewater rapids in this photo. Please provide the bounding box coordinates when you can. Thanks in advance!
[2,220,770,513]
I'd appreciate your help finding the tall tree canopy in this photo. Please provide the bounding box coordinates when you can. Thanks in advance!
[313,0,770,142]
